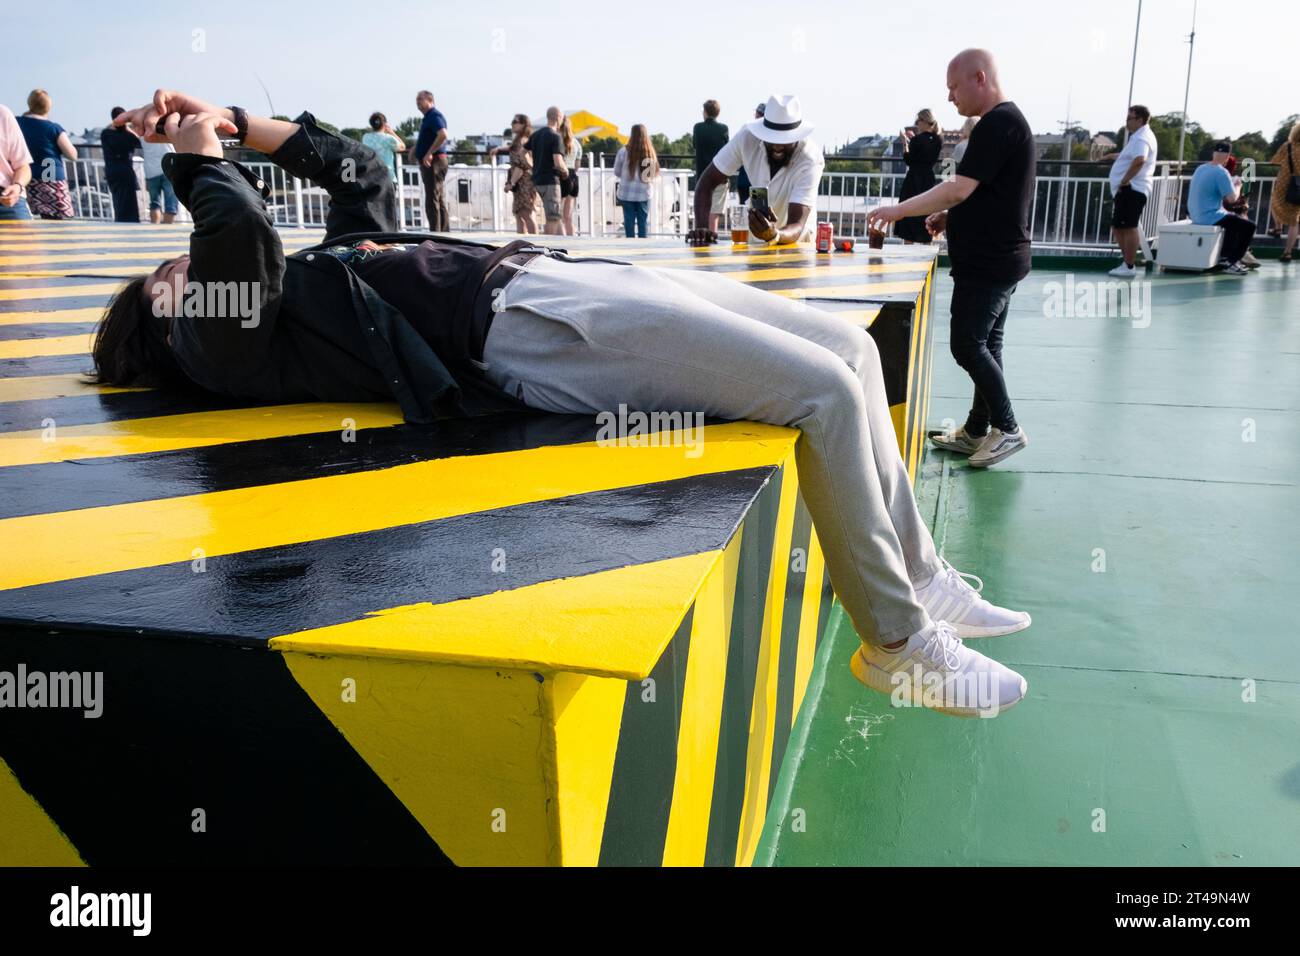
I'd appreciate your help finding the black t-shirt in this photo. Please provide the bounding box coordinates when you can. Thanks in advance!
[530,126,561,186]
[948,102,1035,283]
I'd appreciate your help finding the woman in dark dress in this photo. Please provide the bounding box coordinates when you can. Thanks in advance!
[894,109,942,244]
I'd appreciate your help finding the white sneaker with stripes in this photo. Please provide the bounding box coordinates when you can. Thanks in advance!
[915,563,1032,639]
[850,621,1028,718]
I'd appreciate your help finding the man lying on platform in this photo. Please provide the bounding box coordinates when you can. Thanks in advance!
[95,90,1034,718]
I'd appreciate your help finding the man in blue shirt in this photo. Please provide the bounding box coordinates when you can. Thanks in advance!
[414,90,449,231]
[1188,141,1254,274]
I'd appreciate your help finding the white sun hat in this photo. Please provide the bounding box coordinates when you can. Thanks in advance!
[746,94,815,144]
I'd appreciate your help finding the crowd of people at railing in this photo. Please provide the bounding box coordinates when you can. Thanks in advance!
[1,84,1297,265]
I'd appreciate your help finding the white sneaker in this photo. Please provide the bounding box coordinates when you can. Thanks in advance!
[1223,262,1249,276]
[915,562,1032,638]
[1108,262,1138,278]
[968,426,1028,468]
[849,621,1028,718]
[929,425,984,455]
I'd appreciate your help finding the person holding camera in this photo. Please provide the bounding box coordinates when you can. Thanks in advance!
[687,94,823,246]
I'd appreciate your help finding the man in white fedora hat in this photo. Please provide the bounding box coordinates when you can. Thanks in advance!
[688,93,825,246]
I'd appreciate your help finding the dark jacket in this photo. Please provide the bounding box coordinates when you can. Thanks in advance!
[162,112,531,424]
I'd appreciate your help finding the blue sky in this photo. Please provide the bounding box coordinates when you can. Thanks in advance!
[6,0,1297,149]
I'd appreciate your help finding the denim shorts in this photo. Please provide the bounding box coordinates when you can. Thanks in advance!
[146,174,179,214]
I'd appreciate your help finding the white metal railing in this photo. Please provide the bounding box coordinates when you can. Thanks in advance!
[55,155,1288,250]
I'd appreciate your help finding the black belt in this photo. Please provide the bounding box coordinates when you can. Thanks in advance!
[472,249,543,353]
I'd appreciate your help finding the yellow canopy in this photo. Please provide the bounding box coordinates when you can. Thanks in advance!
[537,110,626,144]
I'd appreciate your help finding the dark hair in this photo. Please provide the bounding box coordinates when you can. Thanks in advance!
[511,113,532,146]
[1128,104,1150,124]
[110,106,125,120]
[369,111,386,131]
[91,272,192,389]
[703,99,720,119]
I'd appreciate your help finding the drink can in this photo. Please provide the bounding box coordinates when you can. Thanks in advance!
[816,222,833,252]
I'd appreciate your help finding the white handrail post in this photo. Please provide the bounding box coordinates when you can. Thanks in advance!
[586,151,595,237]
[394,150,405,230]
[490,153,501,232]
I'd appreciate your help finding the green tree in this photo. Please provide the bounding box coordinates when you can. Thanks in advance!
[1229,131,1271,163]
[452,138,480,164]
[1269,114,1299,154]
[340,127,367,143]
[582,135,623,164]
[396,116,423,140]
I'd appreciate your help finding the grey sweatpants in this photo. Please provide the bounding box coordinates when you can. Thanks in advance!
[482,253,943,645]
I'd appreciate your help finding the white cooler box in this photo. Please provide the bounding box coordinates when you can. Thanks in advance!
[1156,220,1224,272]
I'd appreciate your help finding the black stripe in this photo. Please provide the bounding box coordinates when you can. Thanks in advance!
[766,486,813,804]
[0,322,97,341]
[816,566,835,649]
[0,627,454,864]
[597,605,693,866]
[0,468,777,644]
[867,300,918,407]
[0,389,264,432]
[0,412,600,519]
[0,354,95,378]
[703,465,782,865]
[0,412,740,518]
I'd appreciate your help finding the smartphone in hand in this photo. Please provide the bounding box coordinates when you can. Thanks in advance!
[750,187,769,213]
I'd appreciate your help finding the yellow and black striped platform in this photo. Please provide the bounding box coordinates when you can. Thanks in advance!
[0,222,936,866]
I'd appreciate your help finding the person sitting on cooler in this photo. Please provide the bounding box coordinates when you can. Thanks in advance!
[1188,141,1256,276]
[687,94,824,246]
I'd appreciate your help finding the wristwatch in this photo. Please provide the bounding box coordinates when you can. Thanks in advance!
[225,106,249,144]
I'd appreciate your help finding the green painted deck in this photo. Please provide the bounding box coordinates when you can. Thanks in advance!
[759,264,1300,866]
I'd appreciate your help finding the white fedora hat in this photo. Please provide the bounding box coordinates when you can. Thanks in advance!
[747,94,815,144]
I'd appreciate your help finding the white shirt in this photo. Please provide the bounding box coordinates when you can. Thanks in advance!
[1109,124,1157,196]
[141,141,175,179]
[0,104,34,188]
[711,127,824,241]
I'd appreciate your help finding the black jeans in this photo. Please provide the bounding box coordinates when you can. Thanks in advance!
[1214,214,1255,264]
[950,276,1019,434]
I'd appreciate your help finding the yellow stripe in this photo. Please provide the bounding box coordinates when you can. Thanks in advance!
[772,279,928,299]
[661,528,742,865]
[719,265,930,286]
[0,307,105,327]
[735,453,800,865]
[0,250,197,267]
[548,670,626,865]
[0,757,85,865]
[0,283,120,301]
[273,552,721,677]
[0,402,403,466]
[0,372,144,404]
[280,650,553,865]
[0,421,797,591]
[0,334,93,359]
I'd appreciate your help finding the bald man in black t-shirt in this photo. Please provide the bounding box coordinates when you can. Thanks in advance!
[868,49,1035,469]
